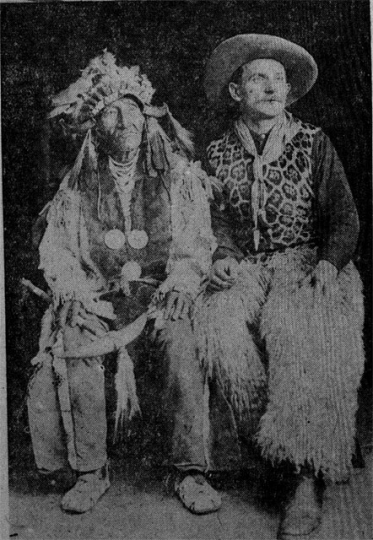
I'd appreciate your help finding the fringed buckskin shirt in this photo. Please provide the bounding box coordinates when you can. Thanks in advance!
[39,149,215,325]
[206,113,359,271]
[79,156,172,286]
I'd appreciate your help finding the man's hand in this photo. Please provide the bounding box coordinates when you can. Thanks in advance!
[311,260,339,298]
[164,291,192,321]
[209,257,240,291]
[59,300,109,339]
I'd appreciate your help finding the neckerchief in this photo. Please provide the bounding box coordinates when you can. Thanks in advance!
[234,112,301,250]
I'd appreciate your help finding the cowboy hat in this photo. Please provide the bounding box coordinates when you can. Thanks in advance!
[204,34,318,107]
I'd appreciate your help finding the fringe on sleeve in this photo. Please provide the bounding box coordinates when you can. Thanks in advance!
[39,186,114,319]
[153,158,216,305]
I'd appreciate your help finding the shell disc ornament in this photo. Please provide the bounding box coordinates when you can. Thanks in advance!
[121,261,142,282]
[104,229,126,250]
[127,229,149,250]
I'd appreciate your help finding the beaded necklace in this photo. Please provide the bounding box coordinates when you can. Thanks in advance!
[109,152,139,235]
[104,151,149,252]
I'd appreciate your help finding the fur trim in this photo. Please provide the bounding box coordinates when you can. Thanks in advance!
[195,261,269,420]
[257,248,365,482]
[196,245,365,481]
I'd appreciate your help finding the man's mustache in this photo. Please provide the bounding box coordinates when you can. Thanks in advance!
[260,97,283,102]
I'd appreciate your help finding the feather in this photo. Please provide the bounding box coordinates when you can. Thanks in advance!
[48,104,73,119]
[145,117,172,176]
[68,129,96,188]
[167,109,194,158]
[49,52,155,123]
[114,347,141,441]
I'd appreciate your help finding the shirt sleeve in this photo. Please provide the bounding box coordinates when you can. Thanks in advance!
[312,130,360,271]
[210,199,245,263]
[202,149,245,263]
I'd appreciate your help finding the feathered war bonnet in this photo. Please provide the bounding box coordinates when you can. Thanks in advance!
[48,50,194,183]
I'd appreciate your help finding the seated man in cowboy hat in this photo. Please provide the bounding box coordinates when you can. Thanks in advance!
[196,34,365,538]
[27,51,221,515]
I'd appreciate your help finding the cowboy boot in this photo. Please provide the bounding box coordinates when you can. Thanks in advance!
[278,473,324,539]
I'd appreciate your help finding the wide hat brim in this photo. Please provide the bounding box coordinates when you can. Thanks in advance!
[204,34,318,107]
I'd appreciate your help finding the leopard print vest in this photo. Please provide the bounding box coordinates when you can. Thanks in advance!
[207,120,320,254]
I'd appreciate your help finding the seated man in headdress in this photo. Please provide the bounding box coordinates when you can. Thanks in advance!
[196,35,365,538]
[27,51,221,515]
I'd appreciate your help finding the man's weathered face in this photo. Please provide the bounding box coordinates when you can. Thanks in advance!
[229,59,290,120]
[97,97,145,162]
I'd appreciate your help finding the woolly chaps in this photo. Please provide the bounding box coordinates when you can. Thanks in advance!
[195,246,365,482]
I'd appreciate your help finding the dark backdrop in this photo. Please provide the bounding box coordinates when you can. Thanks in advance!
[2,0,371,467]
